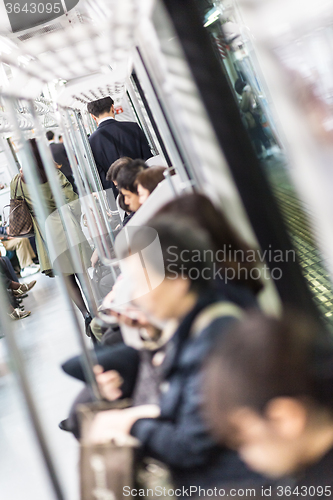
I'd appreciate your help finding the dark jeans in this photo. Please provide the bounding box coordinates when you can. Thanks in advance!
[1,256,19,282]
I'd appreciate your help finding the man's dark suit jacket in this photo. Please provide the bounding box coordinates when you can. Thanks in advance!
[88,118,152,195]
[49,142,72,179]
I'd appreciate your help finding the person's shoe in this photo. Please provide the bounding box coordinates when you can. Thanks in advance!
[58,419,73,432]
[21,264,40,278]
[13,280,37,296]
[9,308,31,320]
[84,313,92,338]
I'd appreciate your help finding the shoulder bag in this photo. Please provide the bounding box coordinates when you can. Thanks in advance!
[3,178,34,238]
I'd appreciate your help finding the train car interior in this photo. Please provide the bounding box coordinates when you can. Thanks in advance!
[0,0,333,499]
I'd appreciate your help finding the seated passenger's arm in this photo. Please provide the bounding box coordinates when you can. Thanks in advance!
[90,405,160,443]
[130,371,218,469]
[93,365,123,401]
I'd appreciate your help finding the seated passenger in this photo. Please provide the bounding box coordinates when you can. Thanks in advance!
[89,157,143,271]
[115,158,148,219]
[135,165,166,205]
[204,312,333,493]
[0,226,40,278]
[89,214,263,491]
[105,156,132,190]
[0,263,36,319]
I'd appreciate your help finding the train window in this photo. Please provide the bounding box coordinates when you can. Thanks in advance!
[191,0,333,332]
[0,0,332,498]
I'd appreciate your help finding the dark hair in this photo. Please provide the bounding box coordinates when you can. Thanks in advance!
[29,138,48,184]
[205,312,333,430]
[106,157,133,183]
[116,159,148,194]
[118,192,130,213]
[135,166,166,194]
[157,193,262,294]
[46,131,54,141]
[117,215,214,293]
[87,97,114,117]
[58,135,62,141]
[235,78,246,96]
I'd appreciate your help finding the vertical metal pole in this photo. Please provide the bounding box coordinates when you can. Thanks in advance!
[60,108,118,281]
[74,111,104,193]
[4,96,102,399]
[163,168,178,197]
[74,111,121,244]
[71,111,120,256]
[0,280,66,500]
[28,101,98,317]
[66,113,114,259]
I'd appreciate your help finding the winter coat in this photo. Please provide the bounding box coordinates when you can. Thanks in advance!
[130,285,261,491]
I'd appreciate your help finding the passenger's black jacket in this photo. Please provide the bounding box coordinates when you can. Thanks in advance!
[89,118,152,194]
[292,446,333,498]
[49,142,76,192]
[130,284,261,491]
[49,142,72,179]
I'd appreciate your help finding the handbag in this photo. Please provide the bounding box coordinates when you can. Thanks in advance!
[78,399,175,500]
[3,178,34,238]
[78,400,139,500]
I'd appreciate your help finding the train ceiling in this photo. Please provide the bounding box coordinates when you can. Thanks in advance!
[0,0,154,108]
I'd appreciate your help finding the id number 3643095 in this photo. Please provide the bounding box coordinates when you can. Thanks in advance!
[5,2,61,14]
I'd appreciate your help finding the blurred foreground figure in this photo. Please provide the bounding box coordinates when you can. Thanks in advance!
[204,312,333,498]
[89,213,263,492]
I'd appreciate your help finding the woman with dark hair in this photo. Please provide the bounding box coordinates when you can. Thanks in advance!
[135,165,166,205]
[10,139,92,324]
[204,312,333,493]
[89,214,262,492]
[157,192,263,296]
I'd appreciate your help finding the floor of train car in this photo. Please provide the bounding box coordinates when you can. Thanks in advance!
[0,272,87,500]
[263,148,333,331]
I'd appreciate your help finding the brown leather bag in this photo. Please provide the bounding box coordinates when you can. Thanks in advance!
[3,178,34,238]
[78,400,139,500]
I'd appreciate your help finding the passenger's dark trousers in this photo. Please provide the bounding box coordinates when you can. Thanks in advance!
[1,256,19,282]
[62,344,139,439]
[0,261,18,309]
[0,260,12,289]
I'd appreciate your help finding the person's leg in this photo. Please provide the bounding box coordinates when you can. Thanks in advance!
[64,274,89,316]
[28,236,38,258]
[258,125,271,150]
[4,238,35,270]
[1,256,19,282]
[0,260,12,289]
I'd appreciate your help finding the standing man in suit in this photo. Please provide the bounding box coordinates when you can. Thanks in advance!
[87,97,152,198]
[46,131,77,192]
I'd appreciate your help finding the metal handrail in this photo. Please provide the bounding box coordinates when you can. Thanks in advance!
[59,108,120,276]
[4,95,102,400]
[0,281,66,500]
